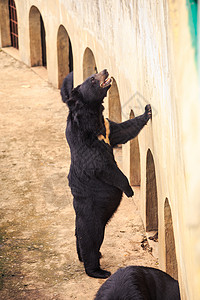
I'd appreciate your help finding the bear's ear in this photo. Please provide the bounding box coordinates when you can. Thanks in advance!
[60,83,71,103]
[60,89,70,104]
[63,85,83,110]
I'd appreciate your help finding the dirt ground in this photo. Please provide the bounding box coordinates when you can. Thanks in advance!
[0,50,157,300]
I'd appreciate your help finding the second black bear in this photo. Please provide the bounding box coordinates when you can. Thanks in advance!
[61,69,152,278]
[95,266,181,300]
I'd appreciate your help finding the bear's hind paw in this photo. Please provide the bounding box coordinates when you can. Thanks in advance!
[86,268,111,279]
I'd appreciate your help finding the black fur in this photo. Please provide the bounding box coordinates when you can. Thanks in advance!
[62,69,152,278]
[95,266,180,300]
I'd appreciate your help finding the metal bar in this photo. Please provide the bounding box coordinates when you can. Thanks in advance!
[9,0,18,49]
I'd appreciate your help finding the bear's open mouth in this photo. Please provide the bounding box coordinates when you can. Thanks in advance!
[100,77,112,88]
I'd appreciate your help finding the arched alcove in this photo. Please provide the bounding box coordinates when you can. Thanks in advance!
[57,25,73,88]
[83,47,97,80]
[146,149,158,232]
[108,78,122,168]
[29,6,47,67]
[129,110,140,186]
[165,198,178,280]
[108,78,122,123]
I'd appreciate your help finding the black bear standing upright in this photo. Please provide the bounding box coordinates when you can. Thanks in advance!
[61,69,152,279]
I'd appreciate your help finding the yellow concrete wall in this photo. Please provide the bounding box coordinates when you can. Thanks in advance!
[1,0,199,299]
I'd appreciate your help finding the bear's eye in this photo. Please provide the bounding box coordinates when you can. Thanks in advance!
[91,77,95,83]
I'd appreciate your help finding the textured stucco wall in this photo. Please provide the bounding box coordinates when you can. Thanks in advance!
[1,0,199,299]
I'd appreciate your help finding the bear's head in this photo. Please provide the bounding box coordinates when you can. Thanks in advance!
[62,69,112,110]
[79,69,112,104]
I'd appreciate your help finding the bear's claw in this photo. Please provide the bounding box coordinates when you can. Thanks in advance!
[145,104,152,120]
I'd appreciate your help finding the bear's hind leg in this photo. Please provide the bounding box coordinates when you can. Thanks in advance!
[76,214,110,279]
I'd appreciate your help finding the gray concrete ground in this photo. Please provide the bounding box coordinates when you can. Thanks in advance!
[0,50,157,299]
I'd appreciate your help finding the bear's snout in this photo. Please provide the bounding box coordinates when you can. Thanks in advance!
[95,70,112,88]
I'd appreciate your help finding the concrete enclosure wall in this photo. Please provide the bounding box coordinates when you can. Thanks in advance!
[0,1,200,299]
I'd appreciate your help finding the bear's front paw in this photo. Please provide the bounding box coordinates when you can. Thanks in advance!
[145,104,152,121]
[124,186,134,198]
